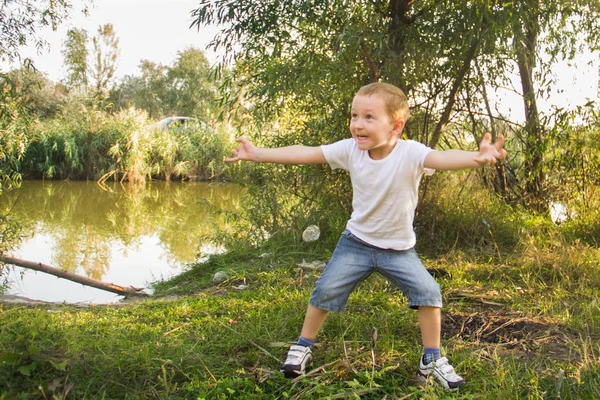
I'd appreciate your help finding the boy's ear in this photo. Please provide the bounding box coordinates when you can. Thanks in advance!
[393,119,405,134]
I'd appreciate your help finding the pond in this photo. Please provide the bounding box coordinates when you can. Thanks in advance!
[0,181,242,304]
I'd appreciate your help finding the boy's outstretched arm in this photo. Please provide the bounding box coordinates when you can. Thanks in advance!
[225,137,327,164]
[423,133,507,171]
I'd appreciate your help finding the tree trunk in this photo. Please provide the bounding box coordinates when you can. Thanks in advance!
[386,0,416,92]
[0,256,148,297]
[513,0,546,211]
[428,35,481,149]
[476,61,508,198]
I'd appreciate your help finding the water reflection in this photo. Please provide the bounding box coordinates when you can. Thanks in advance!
[1,181,241,302]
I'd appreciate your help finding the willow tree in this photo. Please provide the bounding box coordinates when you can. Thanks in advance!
[465,0,600,209]
[191,0,501,240]
[191,0,600,235]
[1,0,81,262]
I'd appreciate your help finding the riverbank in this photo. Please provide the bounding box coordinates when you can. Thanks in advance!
[1,236,599,399]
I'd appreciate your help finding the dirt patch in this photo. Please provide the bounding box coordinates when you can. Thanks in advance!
[442,311,580,361]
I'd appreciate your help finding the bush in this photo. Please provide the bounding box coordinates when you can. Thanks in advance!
[20,106,234,183]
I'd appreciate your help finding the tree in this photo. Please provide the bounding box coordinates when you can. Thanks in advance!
[192,0,600,217]
[62,28,89,90]
[5,67,64,119]
[111,48,219,120]
[111,60,168,119]
[1,0,80,265]
[0,0,76,64]
[1,0,80,194]
[90,23,120,96]
[166,48,217,119]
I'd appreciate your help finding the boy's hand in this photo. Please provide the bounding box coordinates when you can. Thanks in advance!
[473,133,507,165]
[225,137,256,162]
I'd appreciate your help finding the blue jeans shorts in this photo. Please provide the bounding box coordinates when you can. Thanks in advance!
[309,230,442,312]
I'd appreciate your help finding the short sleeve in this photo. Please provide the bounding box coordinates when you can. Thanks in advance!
[320,139,354,170]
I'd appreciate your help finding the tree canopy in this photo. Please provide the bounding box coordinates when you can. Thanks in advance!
[192,0,600,210]
[111,47,218,120]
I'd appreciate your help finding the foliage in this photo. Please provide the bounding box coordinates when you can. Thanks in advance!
[19,106,233,183]
[4,67,66,119]
[62,27,89,89]
[191,0,600,240]
[90,23,120,96]
[0,0,78,64]
[111,48,218,121]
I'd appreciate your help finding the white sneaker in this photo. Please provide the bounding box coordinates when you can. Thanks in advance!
[281,345,313,378]
[416,356,465,391]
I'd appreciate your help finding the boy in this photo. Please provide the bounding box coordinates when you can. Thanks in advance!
[225,82,506,391]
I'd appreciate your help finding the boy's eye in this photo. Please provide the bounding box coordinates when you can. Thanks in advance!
[366,114,373,119]
[351,113,358,119]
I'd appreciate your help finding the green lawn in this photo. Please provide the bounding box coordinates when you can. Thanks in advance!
[1,241,599,399]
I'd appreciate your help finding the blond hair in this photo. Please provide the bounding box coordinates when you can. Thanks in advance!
[356,82,410,122]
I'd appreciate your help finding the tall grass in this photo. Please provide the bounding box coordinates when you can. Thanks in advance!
[19,106,234,183]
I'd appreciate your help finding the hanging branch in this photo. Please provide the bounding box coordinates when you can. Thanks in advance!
[0,255,148,297]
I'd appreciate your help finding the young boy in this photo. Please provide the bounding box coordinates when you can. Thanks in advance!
[225,82,506,391]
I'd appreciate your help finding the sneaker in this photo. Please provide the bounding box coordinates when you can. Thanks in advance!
[416,356,465,391]
[281,345,313,378]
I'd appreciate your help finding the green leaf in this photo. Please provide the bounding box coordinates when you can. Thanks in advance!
[49,359,69,372]
[0,352,23,365]
[18,363,35,376]
[28,343,41,356]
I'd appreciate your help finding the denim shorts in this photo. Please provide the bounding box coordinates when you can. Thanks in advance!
[309,230,442,312]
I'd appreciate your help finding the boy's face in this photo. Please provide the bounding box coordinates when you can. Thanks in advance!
[350,95,404,160]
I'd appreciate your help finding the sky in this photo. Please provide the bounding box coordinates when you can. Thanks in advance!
[7,0,600,121]
[12,0,220,82]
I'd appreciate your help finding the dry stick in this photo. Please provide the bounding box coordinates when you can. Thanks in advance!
[0,255,147,297]
[343,341,358,374]
[485,317,530,338]
[197,356,217,382]
[371,327,378,375]
[329,388,380,399]
[291,359,345,383]
[163,323,192,336]
[207,315,280,362]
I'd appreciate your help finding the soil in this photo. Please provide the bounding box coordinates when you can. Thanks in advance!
[442,310,582,362]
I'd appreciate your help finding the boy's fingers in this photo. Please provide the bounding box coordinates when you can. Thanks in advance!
[495,134,505,149]
[235,136,250,145]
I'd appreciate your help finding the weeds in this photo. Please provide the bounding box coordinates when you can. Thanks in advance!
[2,174,600,398]
[19,107,234,183]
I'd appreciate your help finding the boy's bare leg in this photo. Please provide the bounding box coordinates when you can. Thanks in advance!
[300,304,329,340]
[417,306,441,348]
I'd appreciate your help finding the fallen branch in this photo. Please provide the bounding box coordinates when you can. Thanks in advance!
[296,260,326,270]
[0,255,147,297]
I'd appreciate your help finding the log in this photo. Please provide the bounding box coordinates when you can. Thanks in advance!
[0,255,148,297]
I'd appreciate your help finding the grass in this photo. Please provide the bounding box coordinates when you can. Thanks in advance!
[2,174,600,399]
[1,232,599,399]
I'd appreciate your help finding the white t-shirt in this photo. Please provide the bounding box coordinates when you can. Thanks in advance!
[321,138,432,250]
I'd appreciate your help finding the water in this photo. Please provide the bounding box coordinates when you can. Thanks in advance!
[0,181,241,304]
